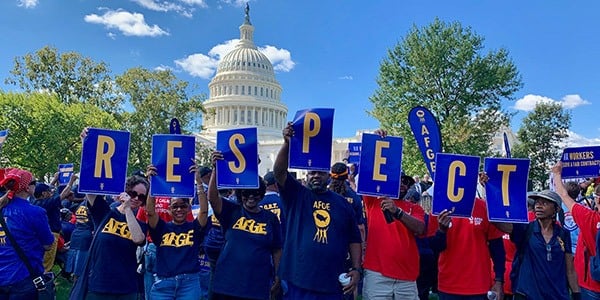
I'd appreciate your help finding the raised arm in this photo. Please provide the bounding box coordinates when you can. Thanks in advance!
[192,161,209,227]
[273,122,293,187]
[552,162,576,212]
[60,174,78,200]
[207,151,223,215]
[145,165,159,229]
[120,193,146,245]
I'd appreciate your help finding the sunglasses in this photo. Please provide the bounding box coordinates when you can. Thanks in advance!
[170,204,189,210]
[126,190,147,203]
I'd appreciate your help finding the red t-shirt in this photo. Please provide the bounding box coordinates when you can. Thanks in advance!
[363,196,424,281]
[432,198,504,295]
[572,204,600,292]
[137,196,195,242]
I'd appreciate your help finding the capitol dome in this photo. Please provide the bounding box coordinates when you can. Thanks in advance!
[201,5,287,141]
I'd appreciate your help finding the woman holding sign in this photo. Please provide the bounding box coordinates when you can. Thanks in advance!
[145,163,209,300]
[208,151,283,300]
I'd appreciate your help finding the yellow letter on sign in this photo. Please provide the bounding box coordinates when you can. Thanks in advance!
[166,141,182,182]
[229,134,246,174]
[447,160,466,203]
[302,112,321,153]
[94,135,115,178]
[373,140,390,181]
[498,164,517,206]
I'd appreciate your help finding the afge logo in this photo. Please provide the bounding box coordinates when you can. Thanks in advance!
[562,213,578,231]
[469,217,483,226]
[313,200,331,244]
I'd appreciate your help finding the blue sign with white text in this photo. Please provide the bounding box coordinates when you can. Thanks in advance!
[484,157,530,223]
[560,146,600,179]
[58,163,74,186]
[408,106,442,180]
[79,128,130,195]
[348,142,361,164]
[289,108,334,171]
[432,153,479,218]
[150,134,196,197]
[216,127,259,189]
[356,133,403,198]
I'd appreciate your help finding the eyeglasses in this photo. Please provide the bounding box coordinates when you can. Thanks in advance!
[126,190,147,203]
[170,204,189,210]
[241,191,261,200]
[546,244,552,262]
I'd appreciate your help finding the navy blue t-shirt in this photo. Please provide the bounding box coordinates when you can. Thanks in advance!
[259,191,287,241]
[69,201,94,250]
[32,194,62,233]
[343,188,365,226]
[88,197,147,294]
[150,219,207,277]
[511,221,572,299]
[279,173,361,294]
[0,197,54,285]
[212,199,282,300]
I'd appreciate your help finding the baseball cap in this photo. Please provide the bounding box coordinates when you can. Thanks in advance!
[264,171,276,186]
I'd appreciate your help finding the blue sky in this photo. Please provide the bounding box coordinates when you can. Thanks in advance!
[1,0,599,146]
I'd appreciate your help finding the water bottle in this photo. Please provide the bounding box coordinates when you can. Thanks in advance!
[487,290,497,300]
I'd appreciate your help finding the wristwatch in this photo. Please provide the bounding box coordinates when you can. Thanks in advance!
[394,208,404,220]
[348,267,363,276]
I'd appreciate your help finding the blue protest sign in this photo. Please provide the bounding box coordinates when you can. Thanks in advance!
[432,153,479,218]
[150,134,196,197]
[79,128,130,195]
[289,108,334,171]
[348,142,361,164]
[58,163,74,186]
[561,146,600,179]
[408,106,443,180]
[356,133,403,198]
[484,157,530,223]
[216,127,259,189]
[170,118,181,134]
[503,132,511,158]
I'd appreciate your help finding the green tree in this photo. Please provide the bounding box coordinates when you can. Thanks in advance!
[513,102,570,190]
[369,18,522,176]
[5,46,121,114]
[115,67,206,172]
[0,92,120,178]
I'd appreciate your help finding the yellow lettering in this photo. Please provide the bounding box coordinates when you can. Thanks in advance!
[302,112,321,153]
[373,140,389,181]
[94,135,115,178]
[160,230,195,247]
[312,200,331,210]
[101,218,131,239]
[228,134,246,173]
[232,217,267,235]
[166,141,182,182]
[447,161,466,202]
[498,164,517,206]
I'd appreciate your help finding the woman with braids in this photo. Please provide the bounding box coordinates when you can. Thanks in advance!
[329,162,366,243]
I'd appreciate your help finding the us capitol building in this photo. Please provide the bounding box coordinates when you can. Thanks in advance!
[196,6,357,176]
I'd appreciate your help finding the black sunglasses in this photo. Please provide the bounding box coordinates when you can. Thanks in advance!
[126,190,147,203]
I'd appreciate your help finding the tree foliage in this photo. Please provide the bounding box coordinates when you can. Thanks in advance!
[0,92,120,178]
[115,67,206,172]
[5,45,122,114]
[369,18,522,176]
[512,102,570,190]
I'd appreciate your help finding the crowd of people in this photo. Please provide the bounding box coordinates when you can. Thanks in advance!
[1,124,600,300]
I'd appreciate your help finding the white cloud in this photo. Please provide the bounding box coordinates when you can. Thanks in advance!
[514,94,591,111]
[107,32,117,40]
[130,0,206,17]
[175,39,295,78]
[563,130,600,147]
[219,0,247,7]
[155,65,176,72]
[258,45,295,72]
[17,0,38,8]
[84,9,169,37]
[338,75,353,80]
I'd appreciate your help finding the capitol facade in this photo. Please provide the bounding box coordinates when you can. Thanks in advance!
[196,7,357,176]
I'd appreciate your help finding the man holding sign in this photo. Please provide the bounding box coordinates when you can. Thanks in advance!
[273,121,362,299]
[359,130,425,300]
